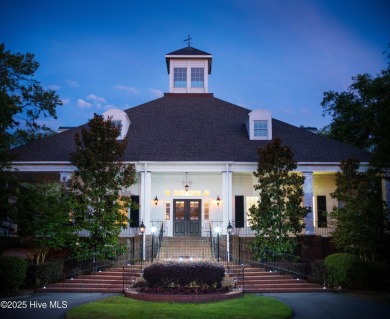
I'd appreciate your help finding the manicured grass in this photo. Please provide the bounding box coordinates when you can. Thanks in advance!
[66,294,292,319]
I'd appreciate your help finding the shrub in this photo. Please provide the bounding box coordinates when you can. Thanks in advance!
[142,262,225,288]
[324,253,366,289]
[28,260,64,286]
[0,256,27,294]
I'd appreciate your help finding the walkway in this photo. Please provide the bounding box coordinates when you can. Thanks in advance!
[262,292,390,319]
[0,291,389,318]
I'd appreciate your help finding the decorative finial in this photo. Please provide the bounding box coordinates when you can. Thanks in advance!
[184,34,192,47]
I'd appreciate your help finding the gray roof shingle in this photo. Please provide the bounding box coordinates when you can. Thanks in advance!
[9,94,371,164]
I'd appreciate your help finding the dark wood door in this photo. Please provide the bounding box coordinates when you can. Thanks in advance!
[173,199,201,236]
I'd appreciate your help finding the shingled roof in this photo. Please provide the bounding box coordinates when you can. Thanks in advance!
[9,94,371,164]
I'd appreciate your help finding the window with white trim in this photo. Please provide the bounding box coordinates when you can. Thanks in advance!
[254,120,268,138]
[174,68,187,88]
[191,67,204,88]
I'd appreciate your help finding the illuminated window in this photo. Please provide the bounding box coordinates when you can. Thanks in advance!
[165,190,171,196]
[165,202,170,220]
[204,202,209,220]
[246,196,259,226]
[204,190,210,196]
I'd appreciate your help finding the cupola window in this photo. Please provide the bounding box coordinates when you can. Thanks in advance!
[191,67,204,88]
[174,67,187,88]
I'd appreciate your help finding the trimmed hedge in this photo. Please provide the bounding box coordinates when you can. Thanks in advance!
[142,261,225,288]
[324,253,389,290]
[0,256,27,294]
[325,253,365,288]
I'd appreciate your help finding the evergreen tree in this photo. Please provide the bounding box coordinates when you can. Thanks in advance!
[249,138,308,257]
[330,158,388,261]
[68,114,137,256]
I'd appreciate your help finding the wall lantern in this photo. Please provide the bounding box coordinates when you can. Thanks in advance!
[216,196,221,206]
[154,196,158,205]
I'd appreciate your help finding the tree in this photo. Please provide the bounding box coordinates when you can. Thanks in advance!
[248,138,308,256]
[11,182,75,265]
[330,158,388,261]
[67,114,137,257]
[0,43,61,220]
[320,48,390,170]
[0,43,61,152]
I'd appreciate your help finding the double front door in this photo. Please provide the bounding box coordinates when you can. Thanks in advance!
[173,199,201,237]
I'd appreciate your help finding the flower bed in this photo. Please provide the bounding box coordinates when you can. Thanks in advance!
[124,288,243,303]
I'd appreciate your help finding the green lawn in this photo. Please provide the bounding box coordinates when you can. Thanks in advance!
[66,294,292,319]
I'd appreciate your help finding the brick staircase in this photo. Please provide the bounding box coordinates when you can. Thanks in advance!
[37,237,326,293]
[36,265,142,293]
[158,236,213,260]
[230,265,327,293]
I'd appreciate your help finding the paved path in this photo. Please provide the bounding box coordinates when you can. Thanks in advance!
[0,292,119,319]
[262,292,390,319]
[1,291,389,318]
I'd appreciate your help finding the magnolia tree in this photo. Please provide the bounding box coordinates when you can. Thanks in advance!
[249,138,308,257]
[67,114,137,257]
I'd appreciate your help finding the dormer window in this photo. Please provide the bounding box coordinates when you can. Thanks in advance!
[112,120,122,135]
[254,120,268,138]
[102,109,130,140]
[247,109,272,140]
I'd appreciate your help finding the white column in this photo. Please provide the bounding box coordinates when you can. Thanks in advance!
[303,171,314,235]
[140,170,152,231]
[221,169,232,234]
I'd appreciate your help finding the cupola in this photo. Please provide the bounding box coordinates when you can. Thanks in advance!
[165,37,212,94]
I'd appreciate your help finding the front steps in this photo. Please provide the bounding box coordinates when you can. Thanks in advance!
[230,266,327,293]
[37,237,326,293]
[36,265,142,293]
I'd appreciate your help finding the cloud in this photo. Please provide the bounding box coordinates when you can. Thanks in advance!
[77,98,92,108]
[149,88,163,98]
[60,98,70,105]
[114,85,138,94]
[87,94,106,103]
[48,84,60,91]
[66,79,80,87]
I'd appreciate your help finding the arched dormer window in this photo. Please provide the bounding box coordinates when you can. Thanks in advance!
[102,109,130,140]
[247,109,272,140]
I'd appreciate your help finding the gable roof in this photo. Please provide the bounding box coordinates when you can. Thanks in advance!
[9,94,371,164]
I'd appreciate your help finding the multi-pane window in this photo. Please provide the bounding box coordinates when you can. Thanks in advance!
[165,202,170,220]
[174,68,187,88]
[191,68,204,88]
[204,202,209,220]
[254,120,268,138]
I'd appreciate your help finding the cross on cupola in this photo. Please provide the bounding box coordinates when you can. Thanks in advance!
[165,37,213,94]
[184,34,192,47]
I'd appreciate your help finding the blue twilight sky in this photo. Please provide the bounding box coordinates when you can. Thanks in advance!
[1,0,389,131]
